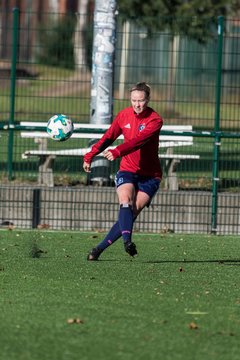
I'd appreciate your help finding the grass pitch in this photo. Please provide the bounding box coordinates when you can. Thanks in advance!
[0,230,239,360]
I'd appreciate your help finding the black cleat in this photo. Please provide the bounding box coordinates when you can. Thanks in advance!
[87,247,103,261]
[124,242,137,257]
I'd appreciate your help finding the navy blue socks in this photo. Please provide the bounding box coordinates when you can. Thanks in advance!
[118,204,133,243]
[96,204,135,250]
[96,221,121,250]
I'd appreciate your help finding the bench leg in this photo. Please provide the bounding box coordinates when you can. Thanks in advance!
[38,155,55,187]
[164,159,180,191]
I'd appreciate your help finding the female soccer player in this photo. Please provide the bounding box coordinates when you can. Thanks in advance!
[83,82,163,260]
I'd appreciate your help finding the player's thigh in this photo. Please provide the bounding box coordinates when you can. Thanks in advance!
[134,191,151,215]
[116,183,136,204]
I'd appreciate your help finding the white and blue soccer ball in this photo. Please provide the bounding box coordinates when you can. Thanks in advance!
[47,114,74,141]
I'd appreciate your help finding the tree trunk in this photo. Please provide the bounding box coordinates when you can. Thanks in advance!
[74,0,89,70]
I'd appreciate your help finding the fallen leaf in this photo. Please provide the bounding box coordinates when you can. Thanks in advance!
[67,318,84,324]
[186,311,208,315]
[189,322,198,330]
[37,224,50,229]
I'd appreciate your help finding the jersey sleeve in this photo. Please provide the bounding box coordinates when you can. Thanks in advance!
[83,115,122,164]
[111,116,163,158]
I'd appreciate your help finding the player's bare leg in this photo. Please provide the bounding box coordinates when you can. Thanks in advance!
[133,190,151,217]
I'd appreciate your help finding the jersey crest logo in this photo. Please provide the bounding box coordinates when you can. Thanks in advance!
[139,124,145,131]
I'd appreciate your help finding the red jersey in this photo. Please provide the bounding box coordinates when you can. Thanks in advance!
[84,106,163,178]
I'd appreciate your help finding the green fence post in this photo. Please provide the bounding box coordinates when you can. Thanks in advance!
[211,16,224,234]
[7,7,19,181]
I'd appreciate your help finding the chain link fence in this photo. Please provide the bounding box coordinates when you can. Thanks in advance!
[0,9,239,234]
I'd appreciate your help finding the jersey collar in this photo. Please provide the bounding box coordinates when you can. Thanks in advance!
[133,107,150,119]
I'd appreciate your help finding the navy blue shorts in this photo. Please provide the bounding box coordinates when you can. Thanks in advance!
[115,171,160,200]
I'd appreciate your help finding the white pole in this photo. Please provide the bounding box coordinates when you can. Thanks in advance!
[119,21,130,99]
[89,0,117,184]
[90,0,117,125]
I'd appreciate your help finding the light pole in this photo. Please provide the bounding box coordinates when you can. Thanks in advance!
[89,0,117,185]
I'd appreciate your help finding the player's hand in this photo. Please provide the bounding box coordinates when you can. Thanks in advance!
[83,161,91,173]
[103,150,114,161]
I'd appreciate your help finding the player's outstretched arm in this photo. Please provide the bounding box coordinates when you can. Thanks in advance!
[83,161,91,173]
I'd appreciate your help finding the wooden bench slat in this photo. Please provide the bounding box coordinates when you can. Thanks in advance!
[20,122,194,144]
[21,132,193,145]
[20,122,198,190]
[20,122,193,131]
[22,149,199,159]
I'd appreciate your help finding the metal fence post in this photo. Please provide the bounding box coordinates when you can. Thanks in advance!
[7,7,19,181]
[211,16,224,233]
[32,188,41,228]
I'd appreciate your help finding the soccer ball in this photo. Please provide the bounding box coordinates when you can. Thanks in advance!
[47,114,74,141]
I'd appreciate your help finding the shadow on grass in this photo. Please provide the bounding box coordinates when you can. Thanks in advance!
[144,259,240,265]
[93,258,240,265]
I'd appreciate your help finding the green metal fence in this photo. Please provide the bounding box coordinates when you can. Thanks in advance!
[0,9,240,234]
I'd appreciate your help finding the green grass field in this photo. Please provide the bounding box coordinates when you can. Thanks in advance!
[0,230,240,360]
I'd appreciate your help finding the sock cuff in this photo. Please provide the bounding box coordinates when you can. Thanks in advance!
[120,203,132,209]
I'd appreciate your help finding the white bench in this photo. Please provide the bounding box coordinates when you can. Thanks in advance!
[21,122,199,190]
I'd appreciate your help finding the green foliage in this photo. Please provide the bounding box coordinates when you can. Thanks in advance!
[37,14,76,69]
[0,230,240,360]
[117,0,239,41]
